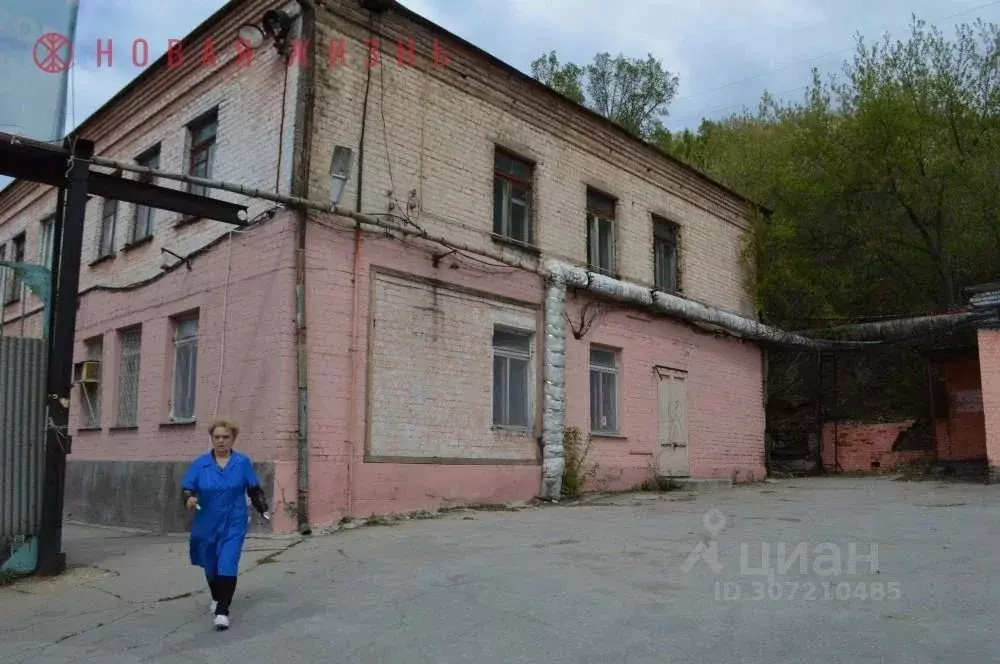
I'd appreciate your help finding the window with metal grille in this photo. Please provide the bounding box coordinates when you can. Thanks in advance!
[98,197,118,259]
[81,338,102,428]
[132,145,160,242]
[589,346,619,434]
[653,215,679,292]
[187,111,217,198]
[493,149,533,245]
[170,315,198,422]
[586,188,616,276]
[117,327,141,427]
[492,327,532,430]
[39,216,55,268]
[5,233,25,304]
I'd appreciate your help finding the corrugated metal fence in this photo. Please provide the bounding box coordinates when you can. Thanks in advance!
[0,336,47,560]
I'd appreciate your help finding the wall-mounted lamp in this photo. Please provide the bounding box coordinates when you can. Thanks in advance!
[329,146,354,206]
[262,9,293,55]
[236,8,293,56]
[237,23,266,49]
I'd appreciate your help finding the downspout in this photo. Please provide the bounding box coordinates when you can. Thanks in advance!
[291,0,316,535]
[346,225,360,517]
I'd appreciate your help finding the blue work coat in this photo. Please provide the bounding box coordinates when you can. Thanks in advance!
[181,451,262,578]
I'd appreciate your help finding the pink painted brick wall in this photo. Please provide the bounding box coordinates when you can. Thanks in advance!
[979,330,1000,474]
[563,298,765,491]
[303,219,543,522]
[68,213,300,532]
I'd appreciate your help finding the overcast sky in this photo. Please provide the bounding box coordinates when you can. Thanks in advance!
[2,0,999,191]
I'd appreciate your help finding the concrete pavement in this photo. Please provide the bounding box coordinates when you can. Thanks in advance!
[3,477,1000,663]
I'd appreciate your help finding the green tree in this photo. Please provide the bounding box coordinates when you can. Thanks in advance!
[529,51,679,139]
[659,16,1000,327]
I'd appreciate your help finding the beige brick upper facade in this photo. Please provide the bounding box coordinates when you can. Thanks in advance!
[310,0,760,317]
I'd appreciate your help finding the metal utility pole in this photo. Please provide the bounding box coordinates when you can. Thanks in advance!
[35,138,93,576]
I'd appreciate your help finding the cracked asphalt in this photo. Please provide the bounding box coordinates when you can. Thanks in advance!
[3,476,1000,663]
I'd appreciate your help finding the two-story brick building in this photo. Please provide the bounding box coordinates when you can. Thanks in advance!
[0,0,768,534]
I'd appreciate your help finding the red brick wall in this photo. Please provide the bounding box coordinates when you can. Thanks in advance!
[938,357,987,462]
[821,421,933,471]
[821,354,988,472]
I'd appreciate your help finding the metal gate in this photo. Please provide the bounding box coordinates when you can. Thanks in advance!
[0,336,48,573]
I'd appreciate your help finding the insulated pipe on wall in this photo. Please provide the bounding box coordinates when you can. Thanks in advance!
[543,259,851,349]
[540,273,568,499]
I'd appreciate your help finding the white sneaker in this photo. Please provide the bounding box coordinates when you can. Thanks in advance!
[209,601,217,614]
[213,614,229,630]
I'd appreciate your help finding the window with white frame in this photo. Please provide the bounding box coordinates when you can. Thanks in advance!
[132,145,160,242]
[492,327,532,429]
[589,346,619,434]
[586,188,616,276]
[117,326,141,427]
[493,149,533,245]
[170,315,198,422]
[98,196,118,259]
[80,337,102,428]
[39,216,55,268]
[653,215,679,292]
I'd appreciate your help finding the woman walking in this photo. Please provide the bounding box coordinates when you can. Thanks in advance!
[181,419,270,630]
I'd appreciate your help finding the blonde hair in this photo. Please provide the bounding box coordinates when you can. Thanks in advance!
[208,419,240,439]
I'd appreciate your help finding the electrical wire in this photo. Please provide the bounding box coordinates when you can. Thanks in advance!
[212,228,235,419]
[376,18,419,231]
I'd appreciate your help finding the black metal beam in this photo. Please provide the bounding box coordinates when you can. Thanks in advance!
[35,138,95,577]
[0,132,248,225]
[88,172,247,226]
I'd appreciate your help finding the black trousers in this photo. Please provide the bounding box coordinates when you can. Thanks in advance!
[207,575,238,616]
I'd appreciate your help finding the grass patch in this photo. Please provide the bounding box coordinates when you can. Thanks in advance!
[562,427,599,500]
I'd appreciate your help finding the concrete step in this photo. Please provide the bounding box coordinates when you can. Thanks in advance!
[659,477,734,493]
